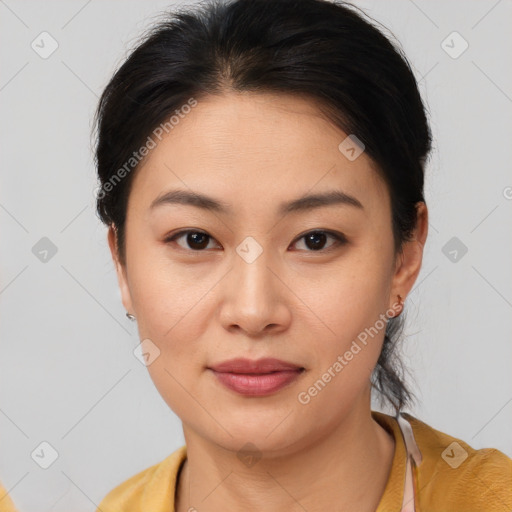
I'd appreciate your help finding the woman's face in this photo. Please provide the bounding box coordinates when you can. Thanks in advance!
[109,92,426,455]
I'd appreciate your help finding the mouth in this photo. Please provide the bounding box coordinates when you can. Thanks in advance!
[208,358,305,396]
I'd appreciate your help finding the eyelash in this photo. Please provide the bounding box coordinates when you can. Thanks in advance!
[164,229,347,253]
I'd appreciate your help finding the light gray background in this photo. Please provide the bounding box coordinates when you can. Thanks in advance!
[1,0,511,510]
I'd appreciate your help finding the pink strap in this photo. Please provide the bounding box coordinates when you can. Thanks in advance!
[397,413,423,512]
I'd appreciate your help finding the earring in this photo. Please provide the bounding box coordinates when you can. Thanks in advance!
[126,312,136,321]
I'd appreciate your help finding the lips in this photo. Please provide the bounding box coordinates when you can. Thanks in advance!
[208,358,305,396]
[209,357,304,374]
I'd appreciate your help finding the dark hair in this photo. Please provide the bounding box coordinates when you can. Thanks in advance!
[94,0,432,415]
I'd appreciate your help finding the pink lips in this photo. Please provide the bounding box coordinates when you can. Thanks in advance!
[208,358,305,396]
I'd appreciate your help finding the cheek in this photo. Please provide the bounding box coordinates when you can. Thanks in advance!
[303,251,392,344]
[294,277,389,425]
[128,240,217,339]
[298,253,392,390]
[128,254,216,417]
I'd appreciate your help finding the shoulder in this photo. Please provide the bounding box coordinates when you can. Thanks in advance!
[96,445,187,511]
[0,482,19,512]
[404,413,512,510]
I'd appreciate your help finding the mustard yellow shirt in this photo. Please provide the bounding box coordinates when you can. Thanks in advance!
[91,410,508,511]
[0,483,18,512]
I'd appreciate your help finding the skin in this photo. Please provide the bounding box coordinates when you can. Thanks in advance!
[108,91,428,512]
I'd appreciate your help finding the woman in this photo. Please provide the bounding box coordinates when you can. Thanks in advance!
[93,0,512,510]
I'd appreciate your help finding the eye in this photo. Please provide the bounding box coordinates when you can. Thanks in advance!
[291,230,347,252]
[164,229,346,252]
[165,230,220,251]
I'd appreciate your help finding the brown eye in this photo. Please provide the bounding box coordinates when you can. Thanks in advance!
[165,230,220,251]
[292,230,347,252]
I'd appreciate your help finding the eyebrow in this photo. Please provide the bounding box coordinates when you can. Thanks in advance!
[150,188,364,215]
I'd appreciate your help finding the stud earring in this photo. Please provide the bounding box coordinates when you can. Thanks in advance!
[126,312,136,321]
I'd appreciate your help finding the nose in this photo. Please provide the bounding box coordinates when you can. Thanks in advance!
[218,241,292,337]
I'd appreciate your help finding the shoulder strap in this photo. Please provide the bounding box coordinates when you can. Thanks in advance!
[397,413,422,512]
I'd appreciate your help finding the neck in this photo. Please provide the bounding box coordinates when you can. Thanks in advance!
[175,393,395,512]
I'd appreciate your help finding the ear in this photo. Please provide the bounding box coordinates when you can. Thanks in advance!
[107,225,134,315]
[389,202,428,313]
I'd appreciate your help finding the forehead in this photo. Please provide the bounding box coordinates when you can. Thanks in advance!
[128,92,389,220]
